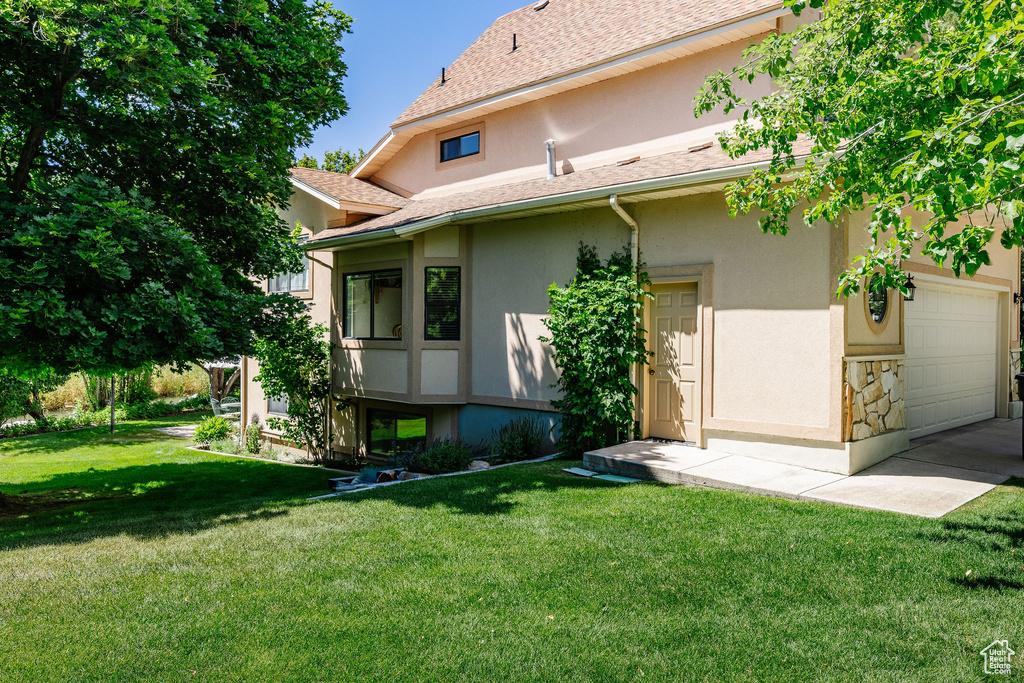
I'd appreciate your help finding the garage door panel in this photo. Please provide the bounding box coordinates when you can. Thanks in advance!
[905,280,998,439]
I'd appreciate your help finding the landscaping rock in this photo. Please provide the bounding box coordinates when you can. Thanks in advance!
[468,460,490,470]
[398,471,419,481]
[376,470,397,483]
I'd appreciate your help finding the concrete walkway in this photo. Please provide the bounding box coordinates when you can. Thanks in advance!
[584,419,1023,518]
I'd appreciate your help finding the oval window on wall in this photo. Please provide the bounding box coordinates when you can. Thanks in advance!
[868,273,888,324]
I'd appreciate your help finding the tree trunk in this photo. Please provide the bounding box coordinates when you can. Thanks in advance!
[9,69,81,195]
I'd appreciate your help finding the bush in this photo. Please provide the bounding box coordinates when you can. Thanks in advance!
[174,393,212,411]
[245,413,263,455]
[542,243,652,456]
[394,437,476,475]
[489,415,548,465]
[193,416,234,447]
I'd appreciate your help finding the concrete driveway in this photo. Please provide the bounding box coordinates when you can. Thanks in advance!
[802,419,1023,517]
[584,419,1024,518]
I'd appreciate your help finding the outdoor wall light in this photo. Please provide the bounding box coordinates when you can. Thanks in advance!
[903,275,917,302]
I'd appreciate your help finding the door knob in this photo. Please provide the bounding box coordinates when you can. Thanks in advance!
[648,369,655,376]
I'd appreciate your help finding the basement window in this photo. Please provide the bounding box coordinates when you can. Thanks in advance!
[368,409,426,456]
[439,131,480,163]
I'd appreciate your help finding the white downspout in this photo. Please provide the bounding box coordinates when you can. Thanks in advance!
[610,194,641,440]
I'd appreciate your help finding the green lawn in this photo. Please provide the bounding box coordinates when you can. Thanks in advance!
[2,416,1023,682]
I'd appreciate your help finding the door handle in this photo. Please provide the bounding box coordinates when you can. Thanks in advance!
[648,369,655,376]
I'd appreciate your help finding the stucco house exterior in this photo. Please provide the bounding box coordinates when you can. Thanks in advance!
[239,0,1022,475]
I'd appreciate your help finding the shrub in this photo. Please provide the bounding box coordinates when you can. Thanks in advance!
[542,243,652,456]
[489,415,548,465]
[193,416,234,447]
[253,317,332,464]
[395,437,475,475]
[245,413,263,455]
[174,393,212,411]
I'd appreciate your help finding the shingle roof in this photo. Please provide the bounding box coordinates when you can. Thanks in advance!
[308,140,812,245]
[289,167,408,209]
[393,0,782,127]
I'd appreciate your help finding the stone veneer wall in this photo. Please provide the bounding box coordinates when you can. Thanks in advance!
[843,359,905,442]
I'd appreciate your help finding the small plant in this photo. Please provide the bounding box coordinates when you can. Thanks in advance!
[208,438,244,455]
[245,413,263,455]
[489,415,548,465]
[193,416,234,447]
[356,466,387,484]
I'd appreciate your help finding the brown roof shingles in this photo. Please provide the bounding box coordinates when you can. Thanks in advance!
[289,167,408,209]
[394,0,782,127]
[307,140,812,245]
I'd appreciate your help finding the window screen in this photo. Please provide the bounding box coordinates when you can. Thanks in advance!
[425,266,460,340]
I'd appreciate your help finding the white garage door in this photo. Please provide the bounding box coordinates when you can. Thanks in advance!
[904,279,998,439]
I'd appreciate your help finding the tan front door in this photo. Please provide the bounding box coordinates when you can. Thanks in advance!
[647,282,702,442]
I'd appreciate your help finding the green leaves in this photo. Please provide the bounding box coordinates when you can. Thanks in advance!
[696,0,1024,293]
[252,317,332,463]
[542,245,652,456]
[0,0,350,373]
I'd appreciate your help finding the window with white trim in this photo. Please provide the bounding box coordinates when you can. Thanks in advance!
[268,395,289,415]
[268,237,309,293]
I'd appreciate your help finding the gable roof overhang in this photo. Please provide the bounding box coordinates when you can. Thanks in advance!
[351,5,788,180]
[289,176,400,215]
[311,154,808,252]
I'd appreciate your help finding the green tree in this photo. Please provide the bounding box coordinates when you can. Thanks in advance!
[0,368,63,425]
[542,244,652,456]
[0,0,352,375]
[322,148,364,174]
[295,154,321,170]
[252,316,332,464]
[695,0,1024,296]
[294,147,364,174]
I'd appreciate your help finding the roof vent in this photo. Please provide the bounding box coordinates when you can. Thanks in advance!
[688,141,713,153]
[440,67,446,86]
[533,0,549,10]
[512,33,518,51]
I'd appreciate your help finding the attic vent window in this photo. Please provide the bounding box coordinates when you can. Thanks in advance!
[533,0,549,9]
[440,131,480,163]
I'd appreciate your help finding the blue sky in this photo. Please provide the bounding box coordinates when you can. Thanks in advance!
[301,0,527,162]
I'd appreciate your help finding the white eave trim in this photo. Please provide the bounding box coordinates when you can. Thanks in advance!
[352,5,789,178]
[312,153,808,250]
[351,131,395,178]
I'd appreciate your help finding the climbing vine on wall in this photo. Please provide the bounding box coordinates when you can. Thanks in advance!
[542,243,653,456]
